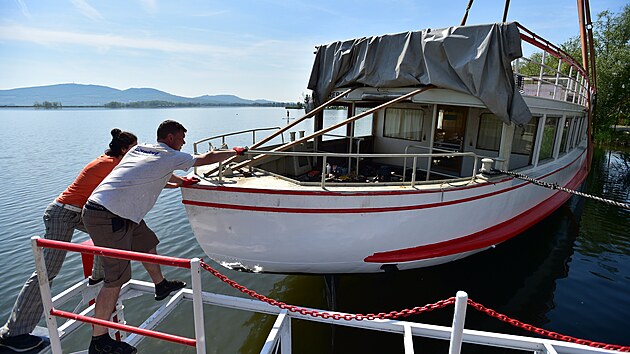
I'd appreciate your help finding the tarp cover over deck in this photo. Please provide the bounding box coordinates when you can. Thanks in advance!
[307,22,532,125]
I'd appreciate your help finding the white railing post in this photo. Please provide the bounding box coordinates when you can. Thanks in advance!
[571,71,582,103]
[190,258,206,354]
[553,60,562,99]
[536,51,547,97]
[321,155,327,188]
[403,323,415,354]
[411,157,418,187]
[564,66,573,101]
[448,291,468,354]
[280,313,292,354]
[579,76,586,105]
[31,236,62,353]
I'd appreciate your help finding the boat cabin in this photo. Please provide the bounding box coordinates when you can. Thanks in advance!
[193,22,591,189]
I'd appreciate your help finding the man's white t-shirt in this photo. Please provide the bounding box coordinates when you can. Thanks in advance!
[89,142,196,223]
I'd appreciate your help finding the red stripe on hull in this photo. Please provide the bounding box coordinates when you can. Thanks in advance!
[363,163,589,263]
[182,180,527,214]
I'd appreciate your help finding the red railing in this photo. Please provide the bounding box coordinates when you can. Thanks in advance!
[34,238,629,353]
[33,238,199,351]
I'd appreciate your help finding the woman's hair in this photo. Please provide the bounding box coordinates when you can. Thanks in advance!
[106,128,137,157]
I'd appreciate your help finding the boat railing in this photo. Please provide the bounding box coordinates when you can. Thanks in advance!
[193,127,285,176]
[193,126,285,155]
[513,57,588,105]
[515,22,592,106]
[213,149,481,188]
[402,144,468,182]
[322,133,365,175]
[30,237,624,354]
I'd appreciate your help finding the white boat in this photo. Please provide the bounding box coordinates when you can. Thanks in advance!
[181,16,595,274]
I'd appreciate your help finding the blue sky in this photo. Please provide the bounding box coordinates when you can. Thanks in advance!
[0,0,624,102]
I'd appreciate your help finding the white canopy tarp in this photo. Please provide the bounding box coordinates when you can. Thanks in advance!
[307,22,532,125]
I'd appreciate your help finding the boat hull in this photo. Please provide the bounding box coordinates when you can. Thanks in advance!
[181,147,589,274]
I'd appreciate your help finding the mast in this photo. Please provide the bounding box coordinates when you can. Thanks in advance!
[577,0,589,76]
[577,0,595,172]
[584,0,597,90]
[502,0,511,22]
[460,0,474,26]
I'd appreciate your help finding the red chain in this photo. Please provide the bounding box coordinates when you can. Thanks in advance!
[199,261,454,320]
[467,299,630,352]
[199,261,629,352]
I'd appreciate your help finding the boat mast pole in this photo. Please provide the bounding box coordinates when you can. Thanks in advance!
[577,0,590,81]
[579,0,596,173]
[502,0,511,22]
[460,0,474,25]
[584,0,597,90]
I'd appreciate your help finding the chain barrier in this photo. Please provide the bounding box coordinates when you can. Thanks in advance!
[495,169,630,210]
[199,261,629,351]
[467,299,630,352]
[199,261,454,320]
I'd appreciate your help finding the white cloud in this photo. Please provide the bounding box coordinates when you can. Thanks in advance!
[0,25,231,55]
[71,0,104,21]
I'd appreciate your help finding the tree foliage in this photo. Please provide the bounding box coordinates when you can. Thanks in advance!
[34,101,62,109]
[592,5,630,141]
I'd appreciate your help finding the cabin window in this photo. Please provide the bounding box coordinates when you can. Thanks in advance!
[383,108,424,141]
[539,116,559,161]
[354,106,374,137]
[476,113,502,151]
[577,117,586,144]
[560,117,572,153]
[511,118,538,156]
[570,118,580,148]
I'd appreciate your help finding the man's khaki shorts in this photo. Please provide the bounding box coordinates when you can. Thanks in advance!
[82,207,159,288]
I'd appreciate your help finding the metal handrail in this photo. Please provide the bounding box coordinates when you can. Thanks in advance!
[193,127,285,177]
[193,127,285,154]
[208,149,481,188]
[322,133,365,174]
[514,58,587,103]
[32,237,207,354]
[516,23,593,106]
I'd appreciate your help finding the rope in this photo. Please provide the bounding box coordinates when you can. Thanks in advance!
[198,260,630,351]
[495,169,630,210]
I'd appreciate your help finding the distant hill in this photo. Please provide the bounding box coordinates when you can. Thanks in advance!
[0,84,280,107]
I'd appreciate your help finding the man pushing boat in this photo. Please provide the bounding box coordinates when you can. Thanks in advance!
[81,120,246,354]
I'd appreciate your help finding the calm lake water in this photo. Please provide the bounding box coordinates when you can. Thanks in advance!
[0,107,628,353]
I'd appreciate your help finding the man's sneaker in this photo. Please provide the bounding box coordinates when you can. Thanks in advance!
[88,334,136,354]
[0,333,43,352]
[155,279,186,301]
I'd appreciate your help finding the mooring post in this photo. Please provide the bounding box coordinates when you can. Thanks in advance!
[448,291,468,354]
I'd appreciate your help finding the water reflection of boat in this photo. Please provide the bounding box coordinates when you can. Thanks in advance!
[181,4,596,274]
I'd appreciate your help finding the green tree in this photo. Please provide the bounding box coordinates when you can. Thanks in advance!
[592,5,630,141]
